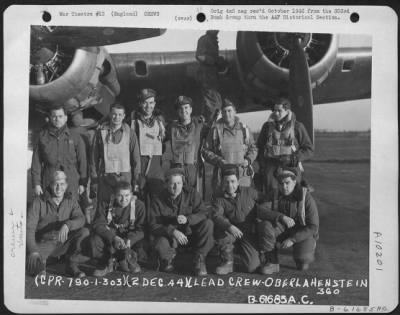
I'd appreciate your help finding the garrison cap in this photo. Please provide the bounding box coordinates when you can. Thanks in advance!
[221,164,239,178]
[274,166,298,181]
[221,98,236,110]
[165,167,185,180]
[175,95,193,110]
[138,88,156,102]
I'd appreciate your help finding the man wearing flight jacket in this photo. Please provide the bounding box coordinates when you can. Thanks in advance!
[149,168,214,276]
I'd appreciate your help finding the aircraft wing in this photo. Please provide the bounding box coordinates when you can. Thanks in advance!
[110,42,371,108]
[31,26,166,49]
[313,47,371,105]
[109,32,371,141]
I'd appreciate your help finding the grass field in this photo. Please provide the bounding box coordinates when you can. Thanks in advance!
[24,133,370,306]
[312,132,370,161]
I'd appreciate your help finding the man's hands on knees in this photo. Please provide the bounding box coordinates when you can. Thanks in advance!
[228,225,243,239]
[27,252,44,274]
[177,215,187,225]
[173,230,188,245]
[78,185,85,195]
[280,238,295,249]
[34,185,43,196]
[58,224,69,243]
[280,215,296,228]
[112,236,127,250]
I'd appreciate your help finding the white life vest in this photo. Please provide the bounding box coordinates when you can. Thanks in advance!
[106,194,137,227]
[100,123,131,174]
[171,119,202,164]
[137,119,163,156]
[214,121,249,164]
[265,111,296,158]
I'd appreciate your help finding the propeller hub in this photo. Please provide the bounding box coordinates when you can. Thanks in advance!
[256,32,334,69]
[29,45,73,85]
[275,33,311,51]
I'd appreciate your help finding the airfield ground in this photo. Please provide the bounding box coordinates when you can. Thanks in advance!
[24,132,370,305]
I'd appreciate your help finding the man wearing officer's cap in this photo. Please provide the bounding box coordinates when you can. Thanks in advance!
[26,171,89,278]
[149,167,214,276]
[130,88,166,207]
[202,98,258,188]
[165,95,208,195]
[211,164,273,275]
[256,166,319,274]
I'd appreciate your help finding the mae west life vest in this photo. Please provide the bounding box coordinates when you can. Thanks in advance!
[265,111,296,158]
[273,187,307,226]
[214,121,250,164]
[171,119,203,165]
[100,123,131,174]
[135,118,164,156]
[106,194,137,228]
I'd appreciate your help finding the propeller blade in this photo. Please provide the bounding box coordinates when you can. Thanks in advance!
[31,26,166,49]
[288,36,314,143]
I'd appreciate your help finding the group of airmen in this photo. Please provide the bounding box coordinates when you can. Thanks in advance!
[27,86,318,279]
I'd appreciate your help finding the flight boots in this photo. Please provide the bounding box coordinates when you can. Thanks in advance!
[215,249,234,275]
[67,253,88,278]
[295,261,310,271]
[159,258,175,273]
[193,254,207,276]
[119,249,141,273]
[259,250,280,275]
[93,258,115,277]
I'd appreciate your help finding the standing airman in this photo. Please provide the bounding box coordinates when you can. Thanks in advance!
[165,95,208,193]
[257,96,314,193]
[203,98,258,188]
[90,103,141,203]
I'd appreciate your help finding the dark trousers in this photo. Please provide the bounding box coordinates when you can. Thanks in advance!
[261,220,316,265]
[183,164,197,189]
[174,163,202,194]
[153,219,214,260]
[35,227,90,261]
[214,221,271,273]
[140,156,164,208]
[89,233,143,262]
[261,160,302,194]
[212,166,253,192]
[98,173,131,203]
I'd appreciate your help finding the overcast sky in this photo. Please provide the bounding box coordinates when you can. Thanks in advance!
[239,99,371,132]
[107,30,371,131]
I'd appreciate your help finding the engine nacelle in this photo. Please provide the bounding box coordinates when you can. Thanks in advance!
[29,46,120,117]
[236,32,338,100]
